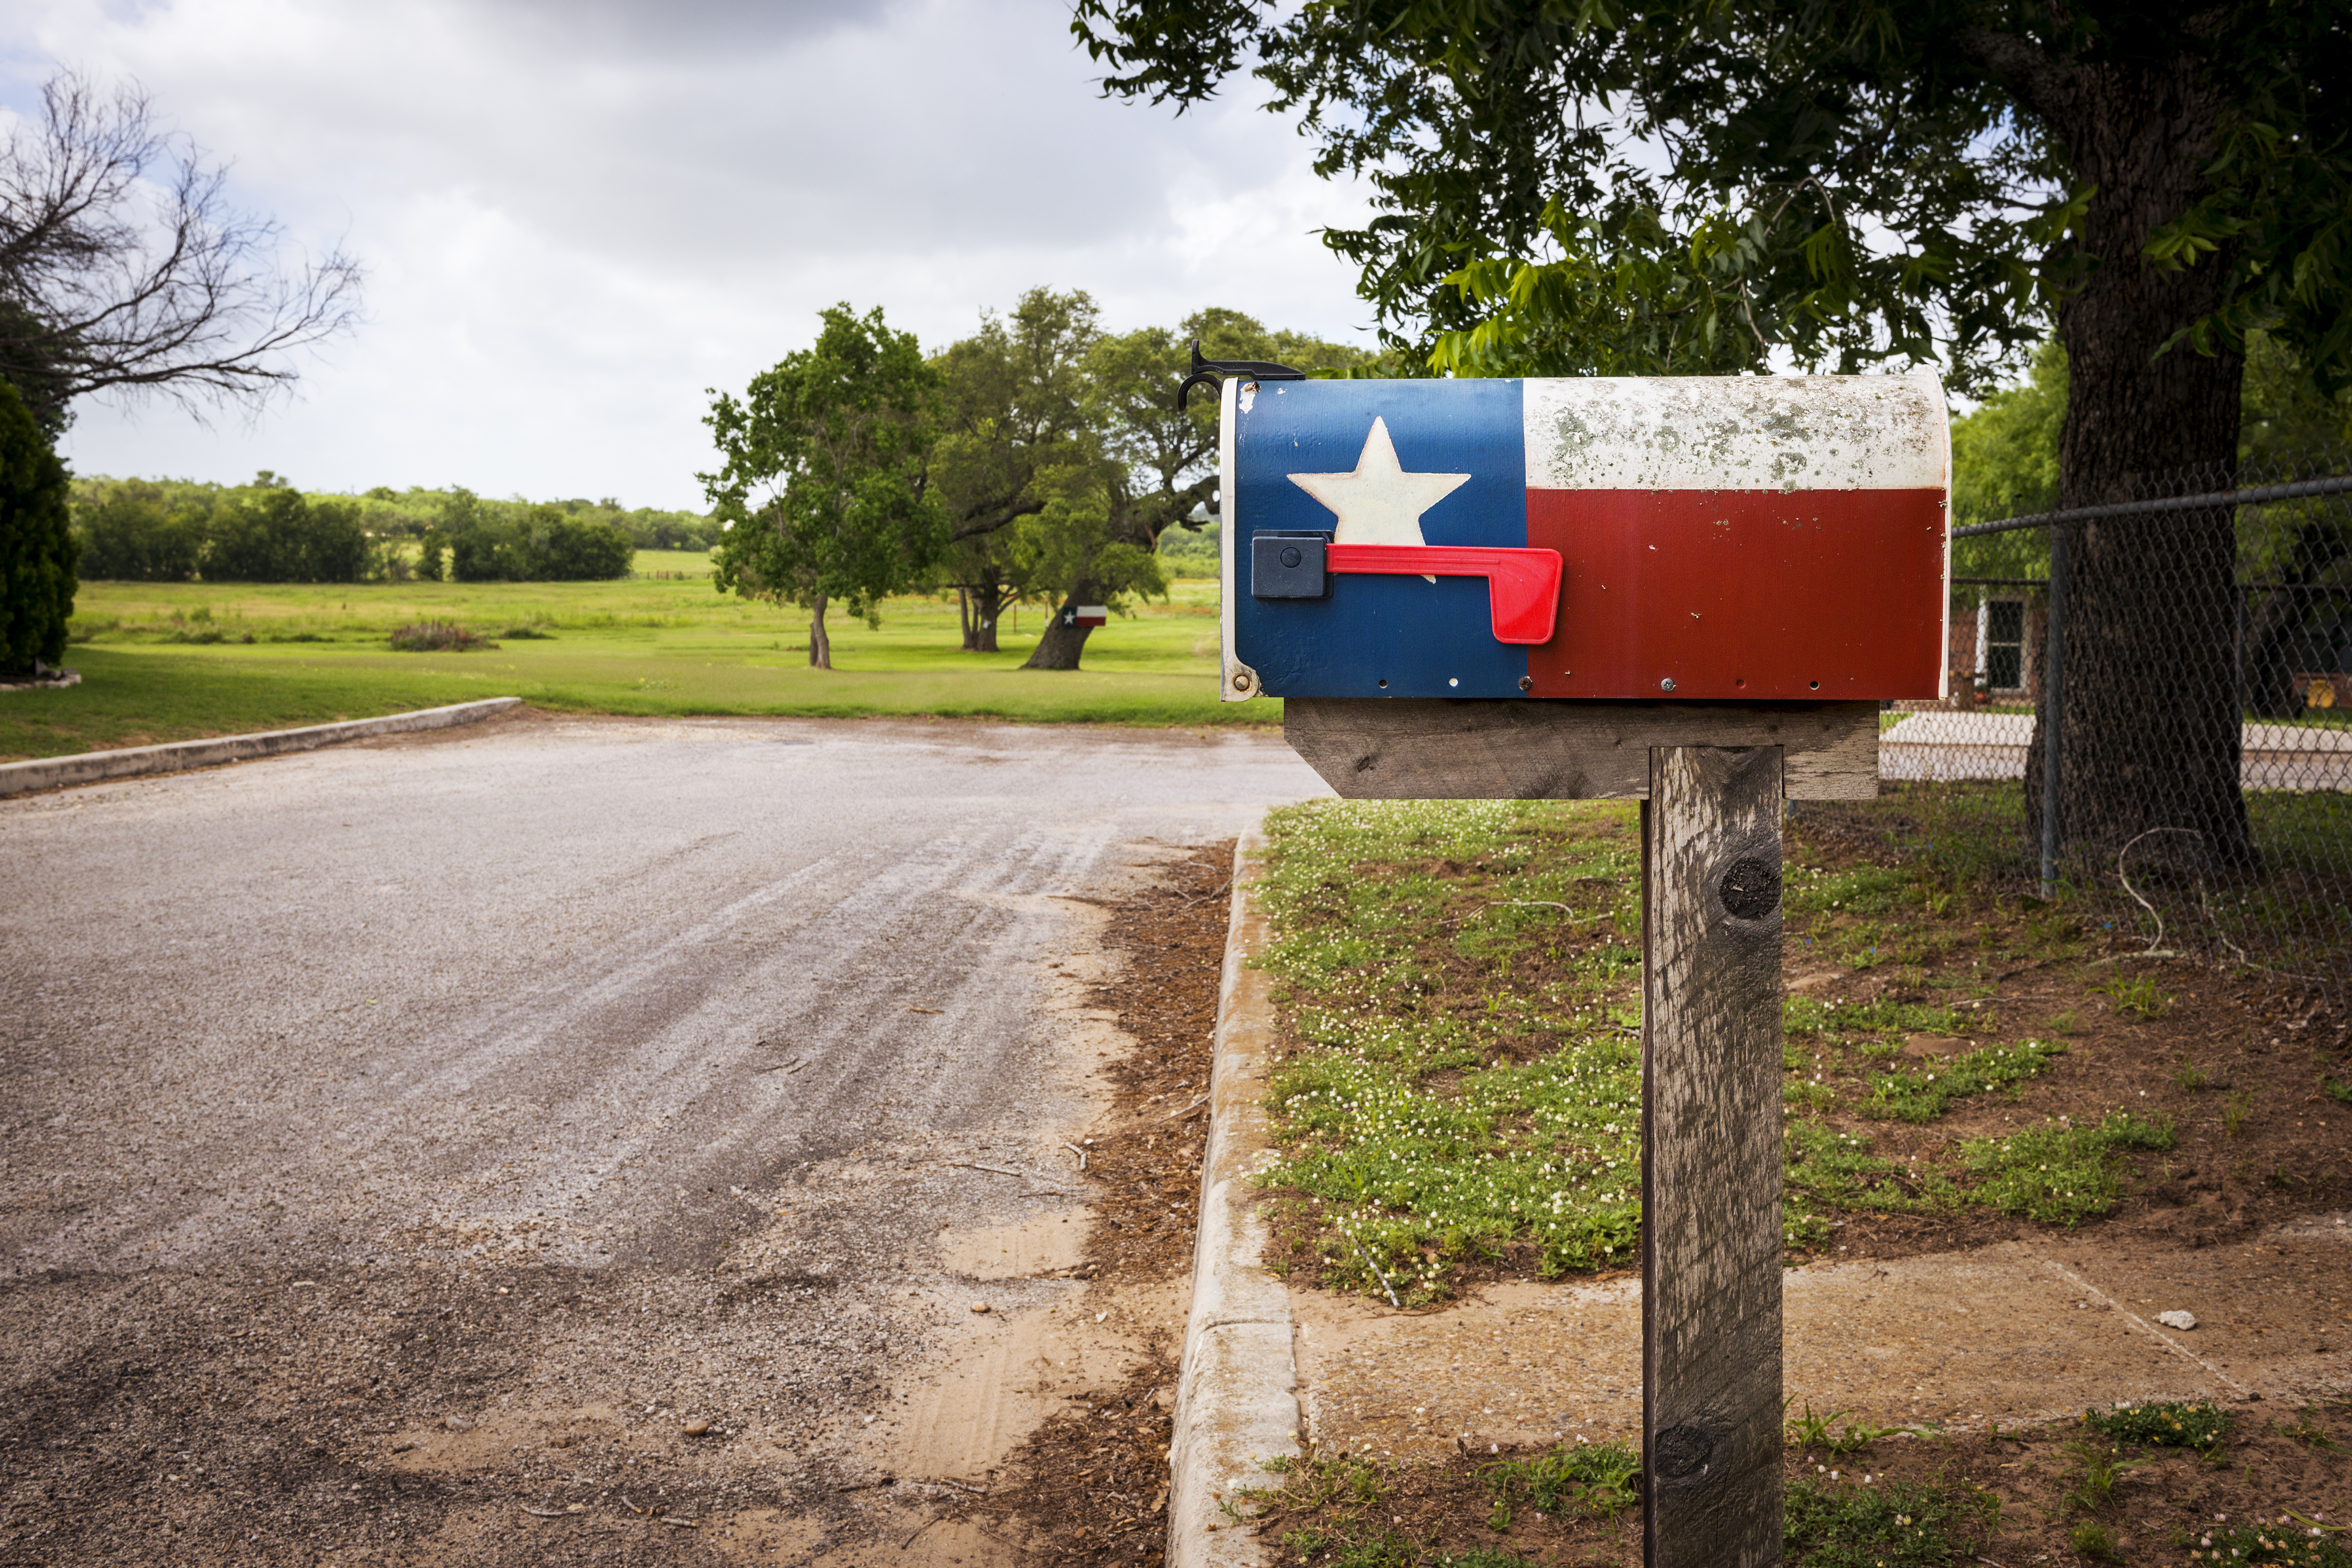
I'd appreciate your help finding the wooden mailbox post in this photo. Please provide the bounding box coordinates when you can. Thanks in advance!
[1215,370,1952,1568]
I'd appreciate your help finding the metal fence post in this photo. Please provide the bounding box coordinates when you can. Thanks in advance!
[2039,520,2067,900]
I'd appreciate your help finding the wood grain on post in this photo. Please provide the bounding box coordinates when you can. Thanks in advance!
[1642,745,1786,1568]
[1282,698,1877,803]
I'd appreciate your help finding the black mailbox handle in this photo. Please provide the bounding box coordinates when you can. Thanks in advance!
[1176,343,1307,412]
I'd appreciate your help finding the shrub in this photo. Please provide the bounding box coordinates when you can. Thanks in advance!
[388,620,495,652]
[0,380,77,676]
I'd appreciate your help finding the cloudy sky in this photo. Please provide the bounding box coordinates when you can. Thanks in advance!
[4,0,1379,510]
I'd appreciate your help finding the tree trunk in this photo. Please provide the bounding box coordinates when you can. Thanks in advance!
[808,593,832,670]
[1021,588,1097,670]
[958,587,974,651]
[2015,49,2254,871]
[970,581,1005,653]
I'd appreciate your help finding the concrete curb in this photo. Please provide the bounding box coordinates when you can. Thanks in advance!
[0,697,524,798]
[1169,826,1298,1568]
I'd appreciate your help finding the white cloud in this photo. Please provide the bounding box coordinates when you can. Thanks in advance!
[8,0,1376,507]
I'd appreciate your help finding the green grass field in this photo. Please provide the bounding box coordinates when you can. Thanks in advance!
[2,554,1262,762]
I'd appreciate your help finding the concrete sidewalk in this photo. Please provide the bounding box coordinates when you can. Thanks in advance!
[1167,834,2352,1565]
[1290,1222,2349,1467]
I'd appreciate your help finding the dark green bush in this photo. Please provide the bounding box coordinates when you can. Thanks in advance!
[0,380,77,676]
[205,485,371,582]
[448,502,632,581]
[75,478,205,581]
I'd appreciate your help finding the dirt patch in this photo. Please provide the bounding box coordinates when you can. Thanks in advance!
[1065,844,1234,1289]
[937,1217,1090,1280]
[1771,809,2352,1268]
[1240,1391,2352,1567]
[970,840,1237,1564]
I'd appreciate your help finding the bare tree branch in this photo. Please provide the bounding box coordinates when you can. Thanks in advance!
[0,69,365,431]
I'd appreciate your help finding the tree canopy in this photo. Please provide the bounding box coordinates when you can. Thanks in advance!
[929,288,1106,651]
[1005,303,1370,670]
[1074,0,2349,408]
[702,304,947,669]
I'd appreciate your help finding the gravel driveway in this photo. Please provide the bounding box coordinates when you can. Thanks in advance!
[0,711,1320,1564]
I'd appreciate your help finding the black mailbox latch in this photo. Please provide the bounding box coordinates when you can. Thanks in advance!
[1251,530,1332,599]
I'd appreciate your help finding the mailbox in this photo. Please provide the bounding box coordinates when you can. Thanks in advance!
[1218,374,1951,703]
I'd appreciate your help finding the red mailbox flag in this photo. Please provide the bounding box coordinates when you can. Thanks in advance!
[1324,544,1562,643]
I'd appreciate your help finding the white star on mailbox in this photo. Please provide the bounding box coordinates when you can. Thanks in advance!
[1287,417,1470,574]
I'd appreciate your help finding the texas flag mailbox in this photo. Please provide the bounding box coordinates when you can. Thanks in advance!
[1218,373,1951,704]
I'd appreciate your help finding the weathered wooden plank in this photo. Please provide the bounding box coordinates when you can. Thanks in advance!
[1642,746,1785,1568]
[1282,698,1877,801]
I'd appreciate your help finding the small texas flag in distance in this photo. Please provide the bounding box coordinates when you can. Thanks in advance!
[1220,374,1950,702]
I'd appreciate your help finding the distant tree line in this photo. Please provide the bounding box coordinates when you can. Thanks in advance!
[70,475,717,583]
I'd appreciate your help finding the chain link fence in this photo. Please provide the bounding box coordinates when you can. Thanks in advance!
[1793,449,2352,1021]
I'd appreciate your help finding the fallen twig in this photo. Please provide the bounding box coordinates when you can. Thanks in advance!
[1158,1096,1209,1123]
[908,1006,944,1015]
[755,1058,805,1075]
[521,1507,574,1518]
[901,1513,949,1548]
[1176,878,1233,910]
[835,1477,897,1493]
[948,1162,1032,1179]
[1062,1140,1087,1172]
[661,1516,699,1528]
[622,1494,647,1514]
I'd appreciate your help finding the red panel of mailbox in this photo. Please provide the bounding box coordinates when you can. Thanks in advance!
[1525,485,1947,701]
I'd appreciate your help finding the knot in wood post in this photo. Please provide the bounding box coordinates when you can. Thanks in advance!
[1718,857,1782,921]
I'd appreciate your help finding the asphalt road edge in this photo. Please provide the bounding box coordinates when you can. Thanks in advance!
[1169,824,1300,1568]
[0,697,524,798]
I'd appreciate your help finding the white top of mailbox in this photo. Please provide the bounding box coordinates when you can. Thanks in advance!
[1521,371,1949,493]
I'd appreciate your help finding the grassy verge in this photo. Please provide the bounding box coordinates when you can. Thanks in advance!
[4,573,1264,760]
[1231,1395,2352,1566]
[1251,797,2351,1303]
[1252,801,1648,1298]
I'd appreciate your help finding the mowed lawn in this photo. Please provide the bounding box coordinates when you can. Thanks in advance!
[2,554,1266,762]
